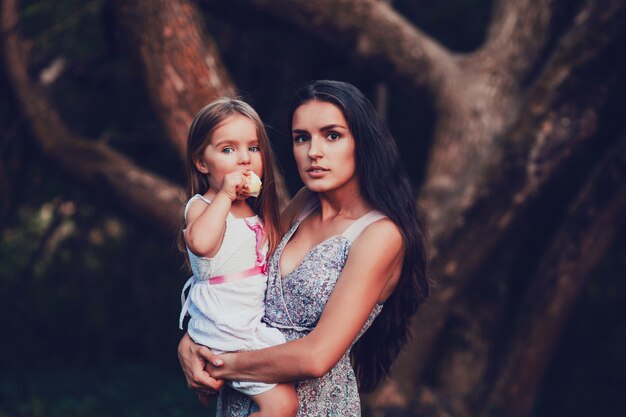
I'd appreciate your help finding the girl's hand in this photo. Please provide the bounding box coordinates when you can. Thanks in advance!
[218,171,250,201]
[178,333,225,399]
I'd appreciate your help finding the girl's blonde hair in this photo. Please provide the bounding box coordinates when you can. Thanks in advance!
[182,97,281,256]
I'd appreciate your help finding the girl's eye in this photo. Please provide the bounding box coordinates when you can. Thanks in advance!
[221,147,235,154]
[249,145,260,152]
[293,135,309,143]
[327,132,340,141]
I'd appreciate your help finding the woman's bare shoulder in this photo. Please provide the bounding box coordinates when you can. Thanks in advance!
[351,218,404,263]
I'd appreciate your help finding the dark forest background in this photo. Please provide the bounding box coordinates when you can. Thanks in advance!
[1,0,625,416]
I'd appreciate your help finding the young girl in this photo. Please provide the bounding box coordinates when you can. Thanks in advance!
[178,98,298,417]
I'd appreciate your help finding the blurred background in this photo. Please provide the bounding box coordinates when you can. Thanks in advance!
[1,0,625,416]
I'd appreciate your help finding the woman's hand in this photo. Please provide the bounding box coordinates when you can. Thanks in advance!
[178,333,226,404]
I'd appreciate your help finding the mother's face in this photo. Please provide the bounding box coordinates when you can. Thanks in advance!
[291,100,357,193]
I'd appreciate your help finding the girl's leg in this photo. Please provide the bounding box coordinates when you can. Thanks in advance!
[249,383,298,417]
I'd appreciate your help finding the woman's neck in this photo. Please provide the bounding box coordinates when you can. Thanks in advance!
[317,179,369,221]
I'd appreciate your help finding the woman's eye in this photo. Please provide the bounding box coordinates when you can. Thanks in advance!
[221,147,234,154]
[249,145,260,152]
[327,132,340,141]
[293,135,309,143]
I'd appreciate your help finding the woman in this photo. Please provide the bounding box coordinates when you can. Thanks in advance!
[178,80,429,416]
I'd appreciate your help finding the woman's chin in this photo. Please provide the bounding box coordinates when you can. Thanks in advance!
[302,182,329,193]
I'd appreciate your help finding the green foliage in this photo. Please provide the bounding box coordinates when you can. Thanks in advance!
[0,156,187,368]
[21,0,105,58]
[0,364,216,417]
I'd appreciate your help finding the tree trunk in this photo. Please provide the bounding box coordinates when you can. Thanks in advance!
[111,0,235,157]
[483,131,626,417]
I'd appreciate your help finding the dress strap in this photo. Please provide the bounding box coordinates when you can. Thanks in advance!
[295,195,320,222]
[184,194,212,221]
[342,211,387,242]
[244,218,266,267]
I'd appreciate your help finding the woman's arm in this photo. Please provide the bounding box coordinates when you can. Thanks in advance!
[207,219,404,383]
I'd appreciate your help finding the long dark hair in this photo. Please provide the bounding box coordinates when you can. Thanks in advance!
[180,97,281,256]
[288,80,429,391]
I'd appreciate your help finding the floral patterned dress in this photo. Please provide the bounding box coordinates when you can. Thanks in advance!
[215,197,385,417]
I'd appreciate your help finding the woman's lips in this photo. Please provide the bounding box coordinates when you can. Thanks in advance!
[306,166,329,178]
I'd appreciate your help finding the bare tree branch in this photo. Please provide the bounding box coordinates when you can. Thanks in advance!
[429,0,626,272]
[476,0,553,84]
[483,131,626,417]
[209,0,460,103]
[418,0,617,243]
[112,0,235,157]
[1,0,183,235]
[411,0,557,252]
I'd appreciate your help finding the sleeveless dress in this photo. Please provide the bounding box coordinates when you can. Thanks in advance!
[216,196,386,416]
[180,194,285,396]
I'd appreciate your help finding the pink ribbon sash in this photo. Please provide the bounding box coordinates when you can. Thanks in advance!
[208,265,266,285]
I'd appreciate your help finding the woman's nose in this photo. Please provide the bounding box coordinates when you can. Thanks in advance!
[308,137,323,159]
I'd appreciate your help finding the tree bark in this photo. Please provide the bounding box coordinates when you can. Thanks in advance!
[480,0,553,82]
[1,0,183,235]
[366,0,626,412]
[407,0,625,382]
[111,0,235,157]
[207,0,459,101]
[483,131,626,417]
[111,0,290,206]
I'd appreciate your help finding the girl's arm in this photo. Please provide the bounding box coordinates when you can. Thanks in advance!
[185,172,247,257]
[207,219,404,383]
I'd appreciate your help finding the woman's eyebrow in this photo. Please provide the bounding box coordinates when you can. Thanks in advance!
[320,124,346,131]
[292,124,347,134]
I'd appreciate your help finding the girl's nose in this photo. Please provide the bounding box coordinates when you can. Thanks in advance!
[239,149,251,164]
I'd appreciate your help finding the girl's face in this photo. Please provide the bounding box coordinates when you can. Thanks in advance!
[194,114,263,192]
[291,100,357,193]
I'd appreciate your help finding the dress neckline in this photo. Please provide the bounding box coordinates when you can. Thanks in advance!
[227,212,258,221]
[277,230,347,279]
[276,195,384,279]
[277,212,366,279]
